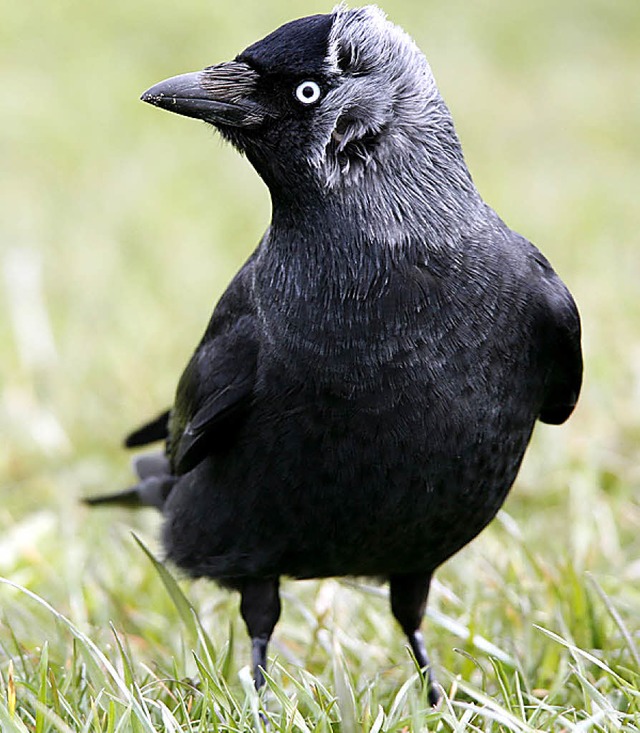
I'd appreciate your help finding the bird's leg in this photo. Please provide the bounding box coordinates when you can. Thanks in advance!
[389,572,441,706]
[239,577,281,689]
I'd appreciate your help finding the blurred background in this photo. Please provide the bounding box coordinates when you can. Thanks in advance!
[1,0,639,702]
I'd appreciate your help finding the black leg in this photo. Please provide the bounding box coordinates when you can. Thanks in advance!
[389,572,441,706]
[240,577,281,689]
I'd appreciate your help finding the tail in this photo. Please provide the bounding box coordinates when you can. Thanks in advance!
[84,451,175,510]
[124,410,170,448]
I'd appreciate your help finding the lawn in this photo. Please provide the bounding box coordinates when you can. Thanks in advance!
[1,0,639,730]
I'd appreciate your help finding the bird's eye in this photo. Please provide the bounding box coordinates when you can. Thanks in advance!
[295,80,322,105]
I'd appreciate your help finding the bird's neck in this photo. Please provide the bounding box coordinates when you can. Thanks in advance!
[267,181,483,261]
[252,183,483,375]
[252,134,487,370]
[268,125,484,253]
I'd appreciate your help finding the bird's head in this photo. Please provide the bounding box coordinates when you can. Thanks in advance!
[142,5,476,222]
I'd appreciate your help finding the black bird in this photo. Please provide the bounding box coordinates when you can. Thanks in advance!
[87,6,582,704]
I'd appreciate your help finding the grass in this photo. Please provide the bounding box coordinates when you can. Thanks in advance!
[2,0,639,729]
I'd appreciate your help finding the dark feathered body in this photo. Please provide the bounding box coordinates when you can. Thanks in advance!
[163,202,579,584]
[89,5,582,701]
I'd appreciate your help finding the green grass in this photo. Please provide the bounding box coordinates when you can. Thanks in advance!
[2,0,639,729]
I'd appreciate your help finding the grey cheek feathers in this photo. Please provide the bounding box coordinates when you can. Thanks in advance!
[309,4,457,200]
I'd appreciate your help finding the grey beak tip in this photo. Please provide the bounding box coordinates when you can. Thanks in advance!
[140,89,160,105]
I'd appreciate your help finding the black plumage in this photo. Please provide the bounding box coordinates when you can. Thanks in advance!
[87,6,582,704]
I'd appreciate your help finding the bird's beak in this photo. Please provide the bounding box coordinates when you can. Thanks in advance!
[141,61,264,129]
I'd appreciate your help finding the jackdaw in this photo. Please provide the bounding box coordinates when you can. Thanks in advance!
[87,5,582,705]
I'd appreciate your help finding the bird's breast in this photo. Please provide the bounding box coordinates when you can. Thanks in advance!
[251,241,544,413]
[254,263,439,383]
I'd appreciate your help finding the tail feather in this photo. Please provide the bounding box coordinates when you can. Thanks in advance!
[84,449,174,510]
[133,452,170,479]
[124,410,170,448]
[83,475,175,510]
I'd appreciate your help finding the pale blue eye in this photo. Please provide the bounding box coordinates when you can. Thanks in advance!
[295,80,321,105]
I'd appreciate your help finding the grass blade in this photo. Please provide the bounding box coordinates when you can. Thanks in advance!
[131,533,198,642]
[0,578,156,732]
